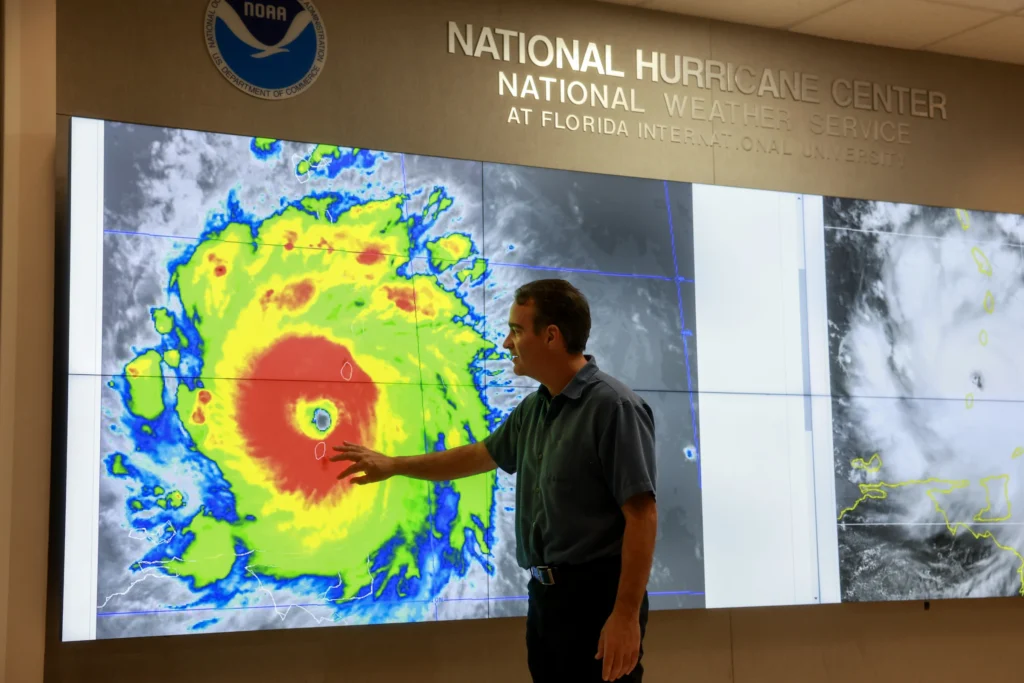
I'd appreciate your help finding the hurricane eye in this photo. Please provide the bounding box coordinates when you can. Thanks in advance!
[313,408,332,431]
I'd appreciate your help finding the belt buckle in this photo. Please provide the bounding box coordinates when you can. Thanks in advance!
[532,565,556,585]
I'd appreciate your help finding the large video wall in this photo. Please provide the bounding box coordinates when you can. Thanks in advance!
[58,117,1024,641]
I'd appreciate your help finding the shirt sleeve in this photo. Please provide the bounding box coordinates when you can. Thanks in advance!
[483,401,522,475]
[598,398,657,507]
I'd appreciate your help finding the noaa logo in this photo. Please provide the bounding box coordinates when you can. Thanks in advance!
[204,0,327,100]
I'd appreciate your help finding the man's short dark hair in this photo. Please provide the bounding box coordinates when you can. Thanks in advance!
[514,279,591,355]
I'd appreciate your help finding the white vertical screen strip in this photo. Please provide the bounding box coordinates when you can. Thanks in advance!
[802,194,842,604]
[692,184,831,608]
[62,117,106,641]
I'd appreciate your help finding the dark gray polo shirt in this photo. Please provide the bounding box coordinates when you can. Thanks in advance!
[484,356,656,569]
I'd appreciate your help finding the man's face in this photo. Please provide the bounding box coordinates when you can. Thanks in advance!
[503,299,549,377]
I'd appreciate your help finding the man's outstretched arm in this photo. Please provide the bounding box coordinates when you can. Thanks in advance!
[330,441,496,484]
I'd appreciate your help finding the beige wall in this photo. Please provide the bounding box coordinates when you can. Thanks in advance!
[57,0,1024,213]
[1,0,55,681]
[2,0,1023,680]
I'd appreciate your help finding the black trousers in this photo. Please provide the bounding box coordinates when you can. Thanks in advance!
[526,557,649,683]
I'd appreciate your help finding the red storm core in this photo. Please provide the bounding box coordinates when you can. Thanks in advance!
[236,336,378,503]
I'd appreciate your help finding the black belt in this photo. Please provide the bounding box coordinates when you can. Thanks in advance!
[529,556,620,586]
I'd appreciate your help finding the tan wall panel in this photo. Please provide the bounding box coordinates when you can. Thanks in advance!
[51,598,1024,683]
[53,609,733,682]
[56,0,1024,212]
[0,0,56,681]
[56,0,717,185]
[708,21,1024,211]
[731,597,1024,683]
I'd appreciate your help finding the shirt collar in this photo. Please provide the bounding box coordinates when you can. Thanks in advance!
[541,355,599,401]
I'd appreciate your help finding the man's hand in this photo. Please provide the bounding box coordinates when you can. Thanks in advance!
[329,442,396,484]
[595,606,641,681]
[329,442,495,484]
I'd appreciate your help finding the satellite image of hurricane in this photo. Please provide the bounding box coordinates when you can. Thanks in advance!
[87,121,704,639]
[824,197,1024,602]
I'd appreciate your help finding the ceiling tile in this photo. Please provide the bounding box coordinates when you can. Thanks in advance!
[791,0,999,48]
[928,15,1024,62]
[927,0,1024,12]
[637,0,849,28]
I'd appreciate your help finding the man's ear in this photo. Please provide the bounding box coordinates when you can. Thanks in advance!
[544,324,560,347]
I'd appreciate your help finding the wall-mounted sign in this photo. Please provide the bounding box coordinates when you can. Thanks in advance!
[204,0,327,100]
[446,22,950,172]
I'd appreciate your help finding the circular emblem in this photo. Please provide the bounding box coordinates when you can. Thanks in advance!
[204,0,327,100]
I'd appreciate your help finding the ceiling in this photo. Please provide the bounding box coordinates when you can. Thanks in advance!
[596,0,1024,66]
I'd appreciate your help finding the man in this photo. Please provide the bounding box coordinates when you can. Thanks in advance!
[331,279,658,682]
